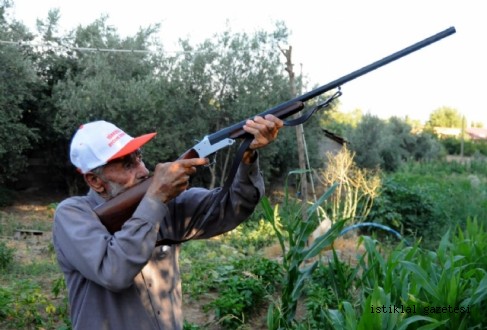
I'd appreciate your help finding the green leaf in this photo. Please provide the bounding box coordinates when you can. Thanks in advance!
[325,309,344,328]
[290,262,317,301]
[415,318,450,330]
[302,220,346,260]
[397,315,449,330]
[306,182,338,218]
[462,272,487,306]
[400,261,440,301]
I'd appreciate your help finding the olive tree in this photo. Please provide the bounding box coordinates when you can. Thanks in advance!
[346,114,443,171]
[0,3,39,185]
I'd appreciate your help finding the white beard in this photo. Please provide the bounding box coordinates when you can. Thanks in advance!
[106,181,127,198]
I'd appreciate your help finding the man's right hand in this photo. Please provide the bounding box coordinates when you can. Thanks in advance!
[147,158,209,203]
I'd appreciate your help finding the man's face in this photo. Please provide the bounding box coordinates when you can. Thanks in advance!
[92,150,150,199]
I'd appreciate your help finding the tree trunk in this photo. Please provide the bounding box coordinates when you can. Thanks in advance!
[281,46,308,219]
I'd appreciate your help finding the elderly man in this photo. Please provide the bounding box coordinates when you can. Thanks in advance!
[52,115,283,330]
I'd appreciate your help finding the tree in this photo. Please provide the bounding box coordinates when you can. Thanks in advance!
[425,106,463,128]
[1,6,322,193]
[379,117,416,171]
[163,23,301,188]
[0,2,39,185]
[346,114,385,170]
[321,108,362,136]
[50,16,164,192]
[346,115,443,172]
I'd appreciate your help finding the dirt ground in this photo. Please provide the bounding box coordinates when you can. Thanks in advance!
[1,191,365,329]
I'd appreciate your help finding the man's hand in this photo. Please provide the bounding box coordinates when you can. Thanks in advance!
[242,114,283,164]
[243,114,284,150]
[147,158,209,203]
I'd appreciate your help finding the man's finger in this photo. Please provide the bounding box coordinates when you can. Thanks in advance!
[179,158,209,167]
[264,114,284,128]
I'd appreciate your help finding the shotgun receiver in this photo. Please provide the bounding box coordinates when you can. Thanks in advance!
[95,27,456,233]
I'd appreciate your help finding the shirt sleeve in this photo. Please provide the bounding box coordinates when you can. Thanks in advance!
[52,193,168,291]
[161,154,265,241]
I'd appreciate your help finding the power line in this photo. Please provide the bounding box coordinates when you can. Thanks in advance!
[0,38,269,55]
[0,39,155,53]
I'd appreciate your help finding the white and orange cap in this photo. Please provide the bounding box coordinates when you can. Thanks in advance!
[70,120,156,174]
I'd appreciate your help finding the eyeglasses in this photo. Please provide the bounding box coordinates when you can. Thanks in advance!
[102,149,143,170]
[90,149,143,175]
[115,149,143,170]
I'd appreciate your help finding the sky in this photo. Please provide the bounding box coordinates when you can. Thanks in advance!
[9,0,487,126]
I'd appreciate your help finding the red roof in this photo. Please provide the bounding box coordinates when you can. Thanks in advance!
[466,128,487,140]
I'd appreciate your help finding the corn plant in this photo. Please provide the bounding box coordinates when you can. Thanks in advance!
[326,285,449,330]
[326,217,487,329]
[262,182,346,329]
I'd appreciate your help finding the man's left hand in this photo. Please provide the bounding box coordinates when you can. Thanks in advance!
[243,114,284,150]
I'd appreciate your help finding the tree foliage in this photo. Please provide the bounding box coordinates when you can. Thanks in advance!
[320,107,362,137]
[51,20,299,190]
[1,6,313,192]
[345,114,444,172]
[425,106,464,129]
[0,2,39,183]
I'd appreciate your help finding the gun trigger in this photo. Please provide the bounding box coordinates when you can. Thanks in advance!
[204,154,217,167]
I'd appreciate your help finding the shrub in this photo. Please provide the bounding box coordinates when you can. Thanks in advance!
[219,211,277,252]
[366,176,444,244]
[0,186,15,207]
[204,256,281,329]
[0,241,14,270]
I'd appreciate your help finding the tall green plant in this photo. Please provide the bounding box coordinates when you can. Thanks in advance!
[326,217,487,329]
[262,182,346,329]
[326,285,449,330]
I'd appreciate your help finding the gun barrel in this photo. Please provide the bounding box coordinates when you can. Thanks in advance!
[208,26,456,145]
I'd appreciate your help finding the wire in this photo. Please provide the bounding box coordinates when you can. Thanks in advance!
[0,39,156,53]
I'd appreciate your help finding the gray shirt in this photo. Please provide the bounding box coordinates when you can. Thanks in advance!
[52,161,264,330]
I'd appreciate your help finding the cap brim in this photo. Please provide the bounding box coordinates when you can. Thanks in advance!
[108,132,157,161]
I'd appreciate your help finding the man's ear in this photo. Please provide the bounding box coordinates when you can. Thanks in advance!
[84,173,106,194]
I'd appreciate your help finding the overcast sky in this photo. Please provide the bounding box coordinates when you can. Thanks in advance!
[9,0,487,126]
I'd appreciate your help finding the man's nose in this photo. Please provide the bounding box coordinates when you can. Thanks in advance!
[135,161,150,178]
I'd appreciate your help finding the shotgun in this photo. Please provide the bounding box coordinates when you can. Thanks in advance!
[95,26,456,234]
